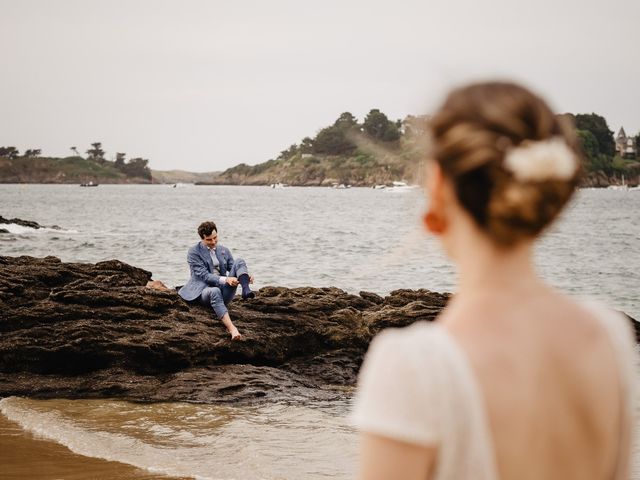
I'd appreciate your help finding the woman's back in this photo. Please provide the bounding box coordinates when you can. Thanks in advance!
[354,81,637,480]
[444,288,628,479]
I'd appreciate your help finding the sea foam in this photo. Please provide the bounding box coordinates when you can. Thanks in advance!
[1,223,78,234]
[0,397,218,480]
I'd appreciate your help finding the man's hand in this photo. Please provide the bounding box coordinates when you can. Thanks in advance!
[227,277,239,286]
[249,275,254,284]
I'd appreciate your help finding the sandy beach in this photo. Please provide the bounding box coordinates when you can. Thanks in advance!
[0,413,187,480]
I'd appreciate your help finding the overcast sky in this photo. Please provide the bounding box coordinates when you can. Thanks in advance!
[2,0,639,172]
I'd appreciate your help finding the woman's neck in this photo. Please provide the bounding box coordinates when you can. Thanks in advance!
[454,239,544,298]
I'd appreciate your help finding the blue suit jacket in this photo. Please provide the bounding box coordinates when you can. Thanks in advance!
[178,242,235,301]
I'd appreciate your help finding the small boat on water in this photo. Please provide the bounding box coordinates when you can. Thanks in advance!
[270,183,289,188]
[80,181,99,187]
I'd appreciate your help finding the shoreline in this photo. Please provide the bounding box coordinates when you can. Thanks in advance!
[0,408,185,480]
[0,395,358,480]
[0,181,638,188]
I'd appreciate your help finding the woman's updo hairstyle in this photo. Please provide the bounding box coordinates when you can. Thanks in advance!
[429,81,582,247]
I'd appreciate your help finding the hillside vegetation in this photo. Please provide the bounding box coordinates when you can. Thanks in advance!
[0,156,148,183]
[1,112,638,187]
[215,110,426,186]
[0,143,152,184]
[150,169,220,185]
[214,110,640,187]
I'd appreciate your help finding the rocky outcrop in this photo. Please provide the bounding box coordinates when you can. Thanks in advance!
[2,256,637,405]
[581,170,640,188]
[0,215,53,230]
[0,256,448,404]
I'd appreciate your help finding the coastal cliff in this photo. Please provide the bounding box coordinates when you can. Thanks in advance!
[0,255,450,404]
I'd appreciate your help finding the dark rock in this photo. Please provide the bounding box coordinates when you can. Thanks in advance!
[359,291,384,304]
[0,215,61,231]
[0,256,447,404]
[2,255,636,405]
[0,215,43,229]
[581,170,640,188]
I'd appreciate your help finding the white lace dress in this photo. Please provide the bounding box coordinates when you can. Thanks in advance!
[351,301,638,480]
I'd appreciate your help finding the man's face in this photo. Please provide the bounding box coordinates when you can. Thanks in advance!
[201,231,218,249]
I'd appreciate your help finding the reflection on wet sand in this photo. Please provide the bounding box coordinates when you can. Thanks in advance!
[0,413,186,480]
[0,397,358,480]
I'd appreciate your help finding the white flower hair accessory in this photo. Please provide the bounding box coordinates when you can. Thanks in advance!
[503,137,578,182]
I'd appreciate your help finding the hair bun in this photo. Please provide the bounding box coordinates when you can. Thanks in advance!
[430,82,582,247]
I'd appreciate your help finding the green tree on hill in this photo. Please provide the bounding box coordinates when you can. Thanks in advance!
[300,137,314,153]
[573,113,615,157]
[382,122,400,141]
[123,157,151,179]
[278,144,298,160]
[86,142,106,163]
[23,149,41,158]
[115,152,126,169]
[70,146,80,157]
[334,111,359,129]
[363,109,387,138]
[0,147,20,159]
[313,125,356,155]
[363,109,400,141]
[577,130,612,172]
[312,111,362,155]
[577,130,599,161]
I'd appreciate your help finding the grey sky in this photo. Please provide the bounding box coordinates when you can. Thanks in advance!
[1,0,638,172]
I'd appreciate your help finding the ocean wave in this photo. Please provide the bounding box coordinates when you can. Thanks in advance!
[0,223,79,235]
[0,396,359,480]
[0,397,216,480]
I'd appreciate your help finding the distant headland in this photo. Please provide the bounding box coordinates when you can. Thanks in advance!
[1,111,638,187]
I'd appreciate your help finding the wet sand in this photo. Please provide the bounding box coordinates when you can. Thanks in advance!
[0,414,186,480]
[0,397,358,480]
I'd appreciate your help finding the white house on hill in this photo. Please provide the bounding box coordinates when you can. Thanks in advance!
[615,127,638,159]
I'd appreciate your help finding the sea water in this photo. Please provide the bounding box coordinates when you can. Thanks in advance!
[0,184,638,479]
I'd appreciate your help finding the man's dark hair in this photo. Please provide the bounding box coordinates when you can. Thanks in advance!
[197,221,217,238]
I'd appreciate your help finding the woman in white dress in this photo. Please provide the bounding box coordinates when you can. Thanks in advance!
[352,82,637,480]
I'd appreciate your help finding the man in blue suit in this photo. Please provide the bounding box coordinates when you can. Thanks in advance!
[179,221,254,340]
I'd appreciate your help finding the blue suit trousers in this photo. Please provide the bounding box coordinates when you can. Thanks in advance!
[199,258,248,319]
